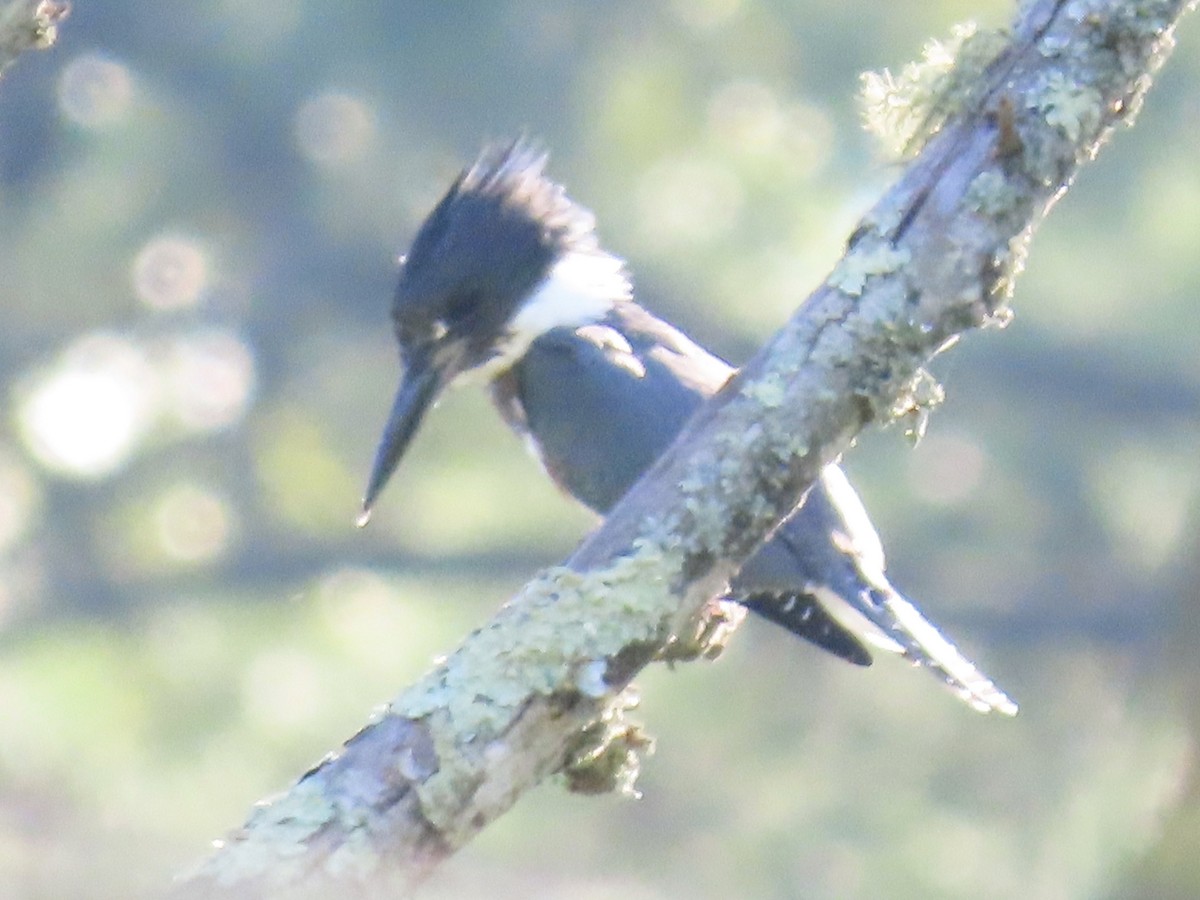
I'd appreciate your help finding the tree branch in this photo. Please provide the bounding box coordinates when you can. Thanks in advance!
[174,1,1195,896]
[0,0,68,78]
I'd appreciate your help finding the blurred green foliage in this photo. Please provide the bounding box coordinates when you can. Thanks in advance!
[1,1,1199,897]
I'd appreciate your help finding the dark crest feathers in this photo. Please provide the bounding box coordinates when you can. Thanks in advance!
[391,140,603,342]
[456,140,600,252]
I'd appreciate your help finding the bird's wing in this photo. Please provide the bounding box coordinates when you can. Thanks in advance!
[511,305,1016,713]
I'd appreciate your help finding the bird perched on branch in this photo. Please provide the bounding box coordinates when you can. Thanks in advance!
[359,141,1016,716]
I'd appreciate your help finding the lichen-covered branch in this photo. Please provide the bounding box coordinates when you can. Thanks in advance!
[0,0,68,78]
[175,1,1194,896]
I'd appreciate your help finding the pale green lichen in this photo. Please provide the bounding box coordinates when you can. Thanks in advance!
[209,778,336,886]
[393,545,687,833]
[828,244,911,297]
[653,398,817,580]
[860,22,1009,159]
[967,169,1023,217]
[396,556,677,738]
[681,493,733,551]
[1106,3,1180,79]
[1069,0,1179,65]
[1038,31,1075,59]
[851,275,914,329]
[322,827,380,880]
[806,319,857,372]
[1030,69,1103,141]
[257,779,335,847]
[740,372,787,408]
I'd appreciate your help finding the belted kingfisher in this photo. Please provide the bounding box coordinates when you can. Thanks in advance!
[360,142,1016,716]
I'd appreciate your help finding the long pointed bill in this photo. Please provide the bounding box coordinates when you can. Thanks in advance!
[358,361,444,526]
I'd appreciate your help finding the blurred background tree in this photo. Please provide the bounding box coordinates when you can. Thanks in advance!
[0,2,1198,897]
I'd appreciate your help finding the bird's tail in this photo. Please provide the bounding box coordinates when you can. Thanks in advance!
[740,592,873,667]
[864,585,1018,716]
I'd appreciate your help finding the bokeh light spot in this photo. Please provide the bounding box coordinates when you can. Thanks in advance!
[294,91,376,165]
[57,53,134,128]
[706,82,834,176]
[317,568,407,659]
[1089,446,1196,571]
[242,646,325,733]
[671,0,743,31]
[636,155,744,247]
[317,567,397,612]
[160,329,256,432]
[132,235,209,311]
[17,335,157,479]
[707,81,785,152]
[153,482,234,565]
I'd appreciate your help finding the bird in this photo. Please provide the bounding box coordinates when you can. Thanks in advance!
[358,141,1016,716]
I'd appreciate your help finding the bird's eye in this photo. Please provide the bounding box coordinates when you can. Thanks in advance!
[443,291,478,325]
[392,308,432,346]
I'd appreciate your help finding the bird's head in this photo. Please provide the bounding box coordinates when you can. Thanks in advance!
[360,142,630,521]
